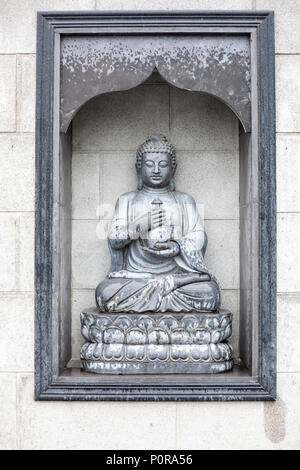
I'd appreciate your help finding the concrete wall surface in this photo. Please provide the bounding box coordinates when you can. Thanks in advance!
[0,0,299,450]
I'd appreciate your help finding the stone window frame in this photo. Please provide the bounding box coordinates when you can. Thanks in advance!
[35,11,276,401]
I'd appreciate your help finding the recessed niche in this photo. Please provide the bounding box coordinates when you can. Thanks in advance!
[69,73,241,367]
[35,11,276,401]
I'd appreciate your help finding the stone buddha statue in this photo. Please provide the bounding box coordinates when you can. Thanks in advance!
[81,135,233,374]
[95,135,221,314]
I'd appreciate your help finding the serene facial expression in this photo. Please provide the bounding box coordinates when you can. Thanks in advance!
[140,153,174,189]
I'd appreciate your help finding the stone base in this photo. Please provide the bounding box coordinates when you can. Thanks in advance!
[80,308,233,375]
[81,359,233,374]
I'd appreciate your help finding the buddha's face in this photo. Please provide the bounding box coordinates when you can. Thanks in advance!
[140,152,174,189]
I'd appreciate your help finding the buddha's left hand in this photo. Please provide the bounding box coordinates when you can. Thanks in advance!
[142,241,180,258]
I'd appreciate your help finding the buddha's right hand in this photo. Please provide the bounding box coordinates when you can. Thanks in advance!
[128,212,151,239]
[129,209,166,239]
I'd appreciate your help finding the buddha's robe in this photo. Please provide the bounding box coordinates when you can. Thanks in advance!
[96,189,220,313]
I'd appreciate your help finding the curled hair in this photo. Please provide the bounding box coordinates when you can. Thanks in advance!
[136,135,176,169]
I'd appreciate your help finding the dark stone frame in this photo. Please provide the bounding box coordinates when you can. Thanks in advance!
[35,11,276,401]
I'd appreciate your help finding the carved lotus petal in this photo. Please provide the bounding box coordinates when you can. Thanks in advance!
[148,345,168,361]
[103,344,124,360]
[148,328,169,345]
[114,316,132,331]
[203,317,219,330]
[126,328,147,345]
[158,315,179,332]
[218,330,225,342]
[93,343,103,359]
[103,327,124,344]
[170,328,191,344]
[224,324,232,339]
[94,316,111,329]
[193,329,210,344]
[126,345,145,361]
[217,343,227,359]
[89,326,102,343]
[82,313,94,327]
[80,342,90,359]
[220,315,230,329]
[211,330,221,344]
[210,344,222,361]
[136,316,156,332]
[85,343,97,359]
[219,342,233,360]
[81,325,90,342]
[170,345,189,361]
[180,315,200,331]
[190,344,210,361]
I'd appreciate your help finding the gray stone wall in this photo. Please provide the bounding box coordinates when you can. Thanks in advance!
[0,0,299,450]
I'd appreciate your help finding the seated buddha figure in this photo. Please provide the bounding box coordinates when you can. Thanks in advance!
[96,135,221,313]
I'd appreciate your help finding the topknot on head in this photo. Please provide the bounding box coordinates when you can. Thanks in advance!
[136,135,176,169]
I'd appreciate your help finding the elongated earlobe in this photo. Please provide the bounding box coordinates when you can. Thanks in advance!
[169,178,175,191]
[137,173,143,190]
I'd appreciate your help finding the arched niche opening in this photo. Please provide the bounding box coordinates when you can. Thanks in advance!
[59,71,256,376]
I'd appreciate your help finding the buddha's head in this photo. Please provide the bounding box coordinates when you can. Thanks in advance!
[136,135,177,190]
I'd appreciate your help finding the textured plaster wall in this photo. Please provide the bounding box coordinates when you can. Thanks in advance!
[0,0,299,450]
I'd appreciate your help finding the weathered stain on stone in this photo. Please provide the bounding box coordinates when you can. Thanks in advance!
[60,35,251,132]
[264,397,286,443]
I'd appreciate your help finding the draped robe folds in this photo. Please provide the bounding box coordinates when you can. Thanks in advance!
[96,189,221,313]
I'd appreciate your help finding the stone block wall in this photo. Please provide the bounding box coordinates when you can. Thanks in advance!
[0,0,299,450]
